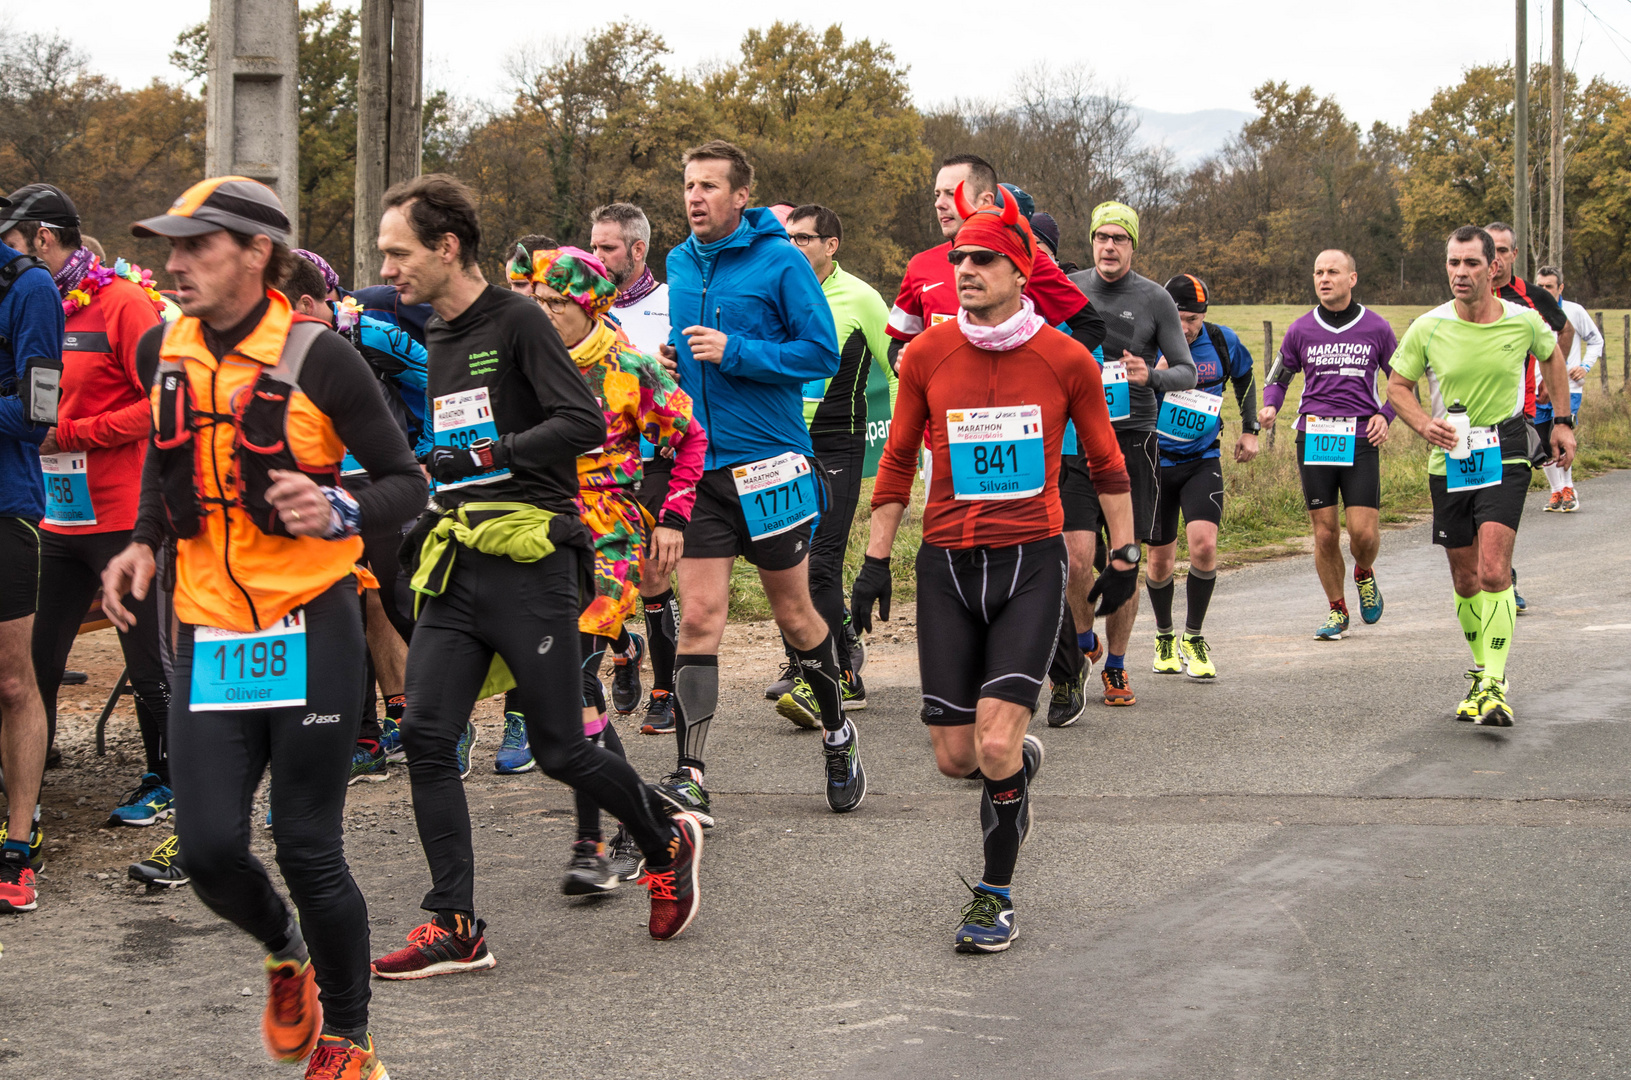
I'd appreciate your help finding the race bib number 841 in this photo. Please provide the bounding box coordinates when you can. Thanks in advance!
[946,405,1045,500]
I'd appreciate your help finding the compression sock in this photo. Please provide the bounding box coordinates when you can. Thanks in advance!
[267,909,309,964]
[1353,565,1373,581]
[1478,587,1517,681]
[1145,574,1175,634]
[1105,652,1125,671]
[1455,591,1487,668]
[1185,567,1217,634]
[979,766,1029,889]
[1563,466,1574,489]
[644,590,680,693]
[1542,463,1566,493]
[793,632,846,732]
[385,694,406,723]
[1330,598,1349,618]
[1076,630,1098,656]
[672,654,717,775]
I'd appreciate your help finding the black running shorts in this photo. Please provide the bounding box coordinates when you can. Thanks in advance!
[914,535,1068,724]
[1059,430,1160,542]
[1428,464,1531,549]
[1150,457,1224,547]
[0,517,41,621]
[682,464,821,572]
[1297,429,1381,511]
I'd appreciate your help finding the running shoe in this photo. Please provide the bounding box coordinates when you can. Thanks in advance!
[1314,609,1349,640]
[1545,490,1563,512]
[379,717,406,763]
[606,824,646,882]
[0,813,45,870]
[1083,633,1105,680]
[642,811,703,940]
[1180,634,1217,680]
[763,656,801,701]
[348,742,388,786]
[842,671,867,711]
[654,770,715,828]
[1356,572,1384,625]
[954,884,1017,954]
[1560,486,1578,512]
[456,721,478,780]
[1152,633,1181,674]
[304,1033,388,1080]
[1456,669,1485,721]
[1020,733,1044,847]
[845,620,867,676]
[262,956,323,1063]
[1475,679,1513,727]
[612,632,646,715]
[1101,667,1136,706]
[494,711,536,774]
[1046,674,1086,728]
[639,690,676,735]
[0,848,37,913]
[129,833,189,888]
[108,772,175,825]
[562,838,619,895]
[776,678,822,729]
[1512,569,1527,616]
[371,915,496,980]
[824,722,867,814]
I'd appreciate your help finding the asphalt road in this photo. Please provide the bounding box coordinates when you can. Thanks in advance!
[5,469,1629,1079]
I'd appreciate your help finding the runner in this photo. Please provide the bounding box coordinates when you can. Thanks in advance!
[1146,275,1258,679]
[1063,201,1197,709]
[0,192,62,915]
[100,175,428,1076]
[1385,225,1573,727]
[506,243,704,893]
[1534,265,1603,512]
[589,203,680,735]
[766,203,892,723]
[658,140,861,820]
[368,174,704,977]
[1259,250,1398,640]
[851,193,1138,952]
[0,185,173,832]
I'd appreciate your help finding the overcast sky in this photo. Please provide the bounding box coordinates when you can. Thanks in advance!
[14,0,1631,133]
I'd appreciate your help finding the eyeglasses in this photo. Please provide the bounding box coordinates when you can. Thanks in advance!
[537,296,574,314]
[1091,231,1133,247]
[789,233,833,247]
[947,249,1004,267]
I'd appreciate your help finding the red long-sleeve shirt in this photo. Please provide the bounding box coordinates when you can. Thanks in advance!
[47,275,162,534]
[873,320,1128,549]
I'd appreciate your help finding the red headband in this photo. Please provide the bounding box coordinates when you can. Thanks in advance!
[952,182,1035,278]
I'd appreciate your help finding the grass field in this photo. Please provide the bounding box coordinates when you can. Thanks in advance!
[727,304,1631,619]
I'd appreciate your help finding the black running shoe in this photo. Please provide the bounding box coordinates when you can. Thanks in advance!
[129,833,189,888]
[824,722,867,814]
[606,825,646,882]
[1046,675,1086,728]
[764,656,800,701]
[639,690,676,735]
[562,839,619,895]
[612,633,646,715]
[655,770,715,828]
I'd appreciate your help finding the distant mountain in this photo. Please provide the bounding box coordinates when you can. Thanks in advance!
[1134,107,1253,166]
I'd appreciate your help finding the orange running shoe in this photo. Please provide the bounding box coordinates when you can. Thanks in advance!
[1545,490,1563,512]
[304,1033,390,1079]
[262,956,323,1063]
[1101,667,1136,706]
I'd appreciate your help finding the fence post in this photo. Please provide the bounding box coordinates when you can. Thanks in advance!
[1262,320,1275,449]
[1623,314,1629,392]
[1598,312,1608,391]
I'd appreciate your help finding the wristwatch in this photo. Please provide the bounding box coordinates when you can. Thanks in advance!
[1553,415,1576,428]
[1242,421,1263,435]
[1109,543,1142,567]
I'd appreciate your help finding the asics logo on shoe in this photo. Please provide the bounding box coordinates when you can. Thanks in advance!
[538,636,554,654]
[302,713,341,725]
[991,788,1021,804]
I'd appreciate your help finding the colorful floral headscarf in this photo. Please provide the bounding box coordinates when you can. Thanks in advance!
[507,243,618,319]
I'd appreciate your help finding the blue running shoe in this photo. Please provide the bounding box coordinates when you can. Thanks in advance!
[1512,568,1527,616]
[349,742,389,785]
[1314,608,1349,641]
[1355,572,1384,625]
[456,721,478,781]
[494,712,536,774]
[954,883,1017,954]
[379,717,406,763]
[612,632,645,715]
[108,773,175,826]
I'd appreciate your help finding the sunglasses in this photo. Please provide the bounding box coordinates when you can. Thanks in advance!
[947,249,1004,267]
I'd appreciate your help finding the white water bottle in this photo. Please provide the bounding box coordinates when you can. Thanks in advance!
[1446,399,1471,459]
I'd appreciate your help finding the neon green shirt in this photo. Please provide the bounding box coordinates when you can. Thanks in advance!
[802,262,895,435]
[1391,299,1557,476]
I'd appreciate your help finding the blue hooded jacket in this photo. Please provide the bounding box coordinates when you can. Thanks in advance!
[666,208,839,470]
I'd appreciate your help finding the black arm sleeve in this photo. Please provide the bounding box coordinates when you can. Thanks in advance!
[1064,301,1107,354]
[887,336,905,375]
[505,306,607,470]
[1230,371,1259,431]
[130,324,168,551]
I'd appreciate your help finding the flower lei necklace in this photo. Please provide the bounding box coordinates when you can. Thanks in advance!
[62,256,168,318]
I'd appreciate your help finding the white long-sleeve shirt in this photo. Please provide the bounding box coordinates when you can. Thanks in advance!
[1560,298,1605,392]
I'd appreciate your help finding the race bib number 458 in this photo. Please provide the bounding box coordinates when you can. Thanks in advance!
[946,405,1046,501]
[40,453,94,526]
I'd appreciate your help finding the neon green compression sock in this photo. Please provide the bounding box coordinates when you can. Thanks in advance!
[1455,591,1486,668]
[1478,587,1517,681]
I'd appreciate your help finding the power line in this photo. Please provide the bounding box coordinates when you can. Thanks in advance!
[1576,0,1631,67]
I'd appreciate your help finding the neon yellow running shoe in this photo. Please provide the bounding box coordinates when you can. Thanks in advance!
[1152,633,1181,674]
[1456,668,1484,721]
[1180,633,1217,680]
[1475,678,1513,727]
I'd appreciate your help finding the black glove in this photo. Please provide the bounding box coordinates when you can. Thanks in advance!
[428,438,504,484]
[849,555,893,634]
[1087,561,1139,617]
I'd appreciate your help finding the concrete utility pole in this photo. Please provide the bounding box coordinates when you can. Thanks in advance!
[1514,0,1530,279]
[205,0,300,244]
[1549,0,1565,269]
[353,0,424,289]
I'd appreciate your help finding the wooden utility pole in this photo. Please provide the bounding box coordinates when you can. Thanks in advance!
[1515,0,1530,279]
[205,0,300,243]
[353,0,424,289]
[1596,312,1607,391]
[1549,0,1565,269]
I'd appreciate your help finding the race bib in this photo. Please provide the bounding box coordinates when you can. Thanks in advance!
[1447,427,1501,492]
[1304,416,1357,466]
[1156,389,1223,442]
[432,388,510,490]
[339,450,366,477]
[946,405,1046,501]
[732,451,818,539]
[191,611,308,712]
[1102,360,1129,421]
[40,453,94,525]
[930,313,954,327]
